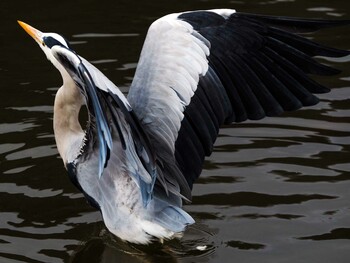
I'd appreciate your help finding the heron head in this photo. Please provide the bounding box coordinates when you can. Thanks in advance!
[18,21,73,74]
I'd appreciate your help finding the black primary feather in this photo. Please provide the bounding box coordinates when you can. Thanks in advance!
[175,11,349,189]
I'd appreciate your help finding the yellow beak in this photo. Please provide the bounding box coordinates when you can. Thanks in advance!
[18,20,43,44]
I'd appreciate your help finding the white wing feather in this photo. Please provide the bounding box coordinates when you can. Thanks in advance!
[128,13,211,152]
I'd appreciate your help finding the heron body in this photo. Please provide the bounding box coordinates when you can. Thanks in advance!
[18,9,349,244]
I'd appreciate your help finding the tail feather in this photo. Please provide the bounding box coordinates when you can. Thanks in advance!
[152,197,194,233]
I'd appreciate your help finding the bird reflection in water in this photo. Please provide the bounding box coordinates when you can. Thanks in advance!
[69,224,216,263]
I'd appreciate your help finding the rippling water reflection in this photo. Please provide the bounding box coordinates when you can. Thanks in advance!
[2,0,350,262]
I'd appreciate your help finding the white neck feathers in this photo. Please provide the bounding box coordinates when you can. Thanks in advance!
[53,80,85,166]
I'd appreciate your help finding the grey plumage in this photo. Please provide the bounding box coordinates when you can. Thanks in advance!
[18,9,349,244]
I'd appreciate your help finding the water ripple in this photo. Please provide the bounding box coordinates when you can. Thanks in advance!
[6,145,57,160]
[0,183,62,198]
[8,106,53,113]
[0,123,38,135]
[298,228,350,240]
[0,143,25,155]
[193,192,336,207]
[226,240,266,250]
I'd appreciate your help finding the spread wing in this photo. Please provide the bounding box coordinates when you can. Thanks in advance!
[127,9,350,200]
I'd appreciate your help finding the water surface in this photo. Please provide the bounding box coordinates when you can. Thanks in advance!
[1,0,350,262]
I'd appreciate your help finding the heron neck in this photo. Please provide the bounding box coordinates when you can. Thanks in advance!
[53,81,85,166]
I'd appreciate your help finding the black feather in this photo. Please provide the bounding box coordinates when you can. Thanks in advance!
[266,37,341,76]
[235,12,350,33]
[172,11,348,190]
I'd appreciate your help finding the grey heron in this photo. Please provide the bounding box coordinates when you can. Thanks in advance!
[18,9,349,244]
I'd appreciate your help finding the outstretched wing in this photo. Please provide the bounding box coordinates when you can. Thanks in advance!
[128,9,349,200]
[52,46,157,206]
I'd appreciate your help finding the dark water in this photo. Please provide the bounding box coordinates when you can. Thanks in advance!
[1,0,350,262]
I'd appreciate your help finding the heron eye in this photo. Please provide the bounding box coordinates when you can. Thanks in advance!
[42,41,46,47]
